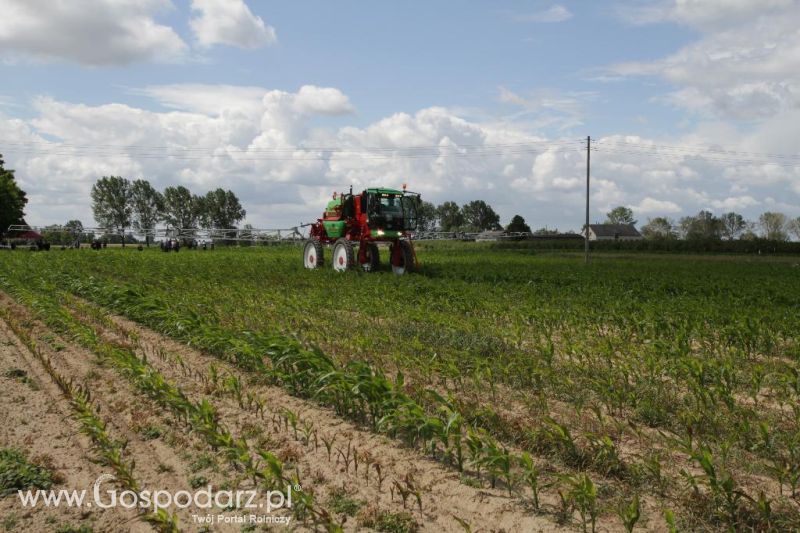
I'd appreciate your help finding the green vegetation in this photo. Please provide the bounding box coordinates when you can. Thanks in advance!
[54,524,93,533]
[1,243,799,530]
[0,448,54,496]
[328,486,363,516]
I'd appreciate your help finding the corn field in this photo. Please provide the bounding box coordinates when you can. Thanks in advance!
[1,242,799,531]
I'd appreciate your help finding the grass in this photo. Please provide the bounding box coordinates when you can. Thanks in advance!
[54,524,93,533]
[3,368,39,390]
[0,448,54,496]
[357,507,418,533]
[139,424,163,440]
[328,486,363,516]
[1,243,799,530]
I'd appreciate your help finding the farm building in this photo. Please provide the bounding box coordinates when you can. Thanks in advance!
[587,224,642,241]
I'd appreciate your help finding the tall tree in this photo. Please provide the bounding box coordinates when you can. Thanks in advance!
[64,219,84,246]
[605,206,637,226]
[759,212,789,241]
[64,219,83,233]
[719,212,747,240]
[91,176,132,246]
[789,217,800,241]
[163,186,200,229]
[680,210,722,240]
[0,154,27,237]
[198,188,246,229]
[506,214,531,233]
[436,201,464,231]
[641,217,676,239]
[414,200,438,232]
[130,179,164,246]
[462,200,501,231]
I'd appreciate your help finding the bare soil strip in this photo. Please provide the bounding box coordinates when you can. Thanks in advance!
[1,293,301,532]
[0,317,146,532]
[71,295,570,532]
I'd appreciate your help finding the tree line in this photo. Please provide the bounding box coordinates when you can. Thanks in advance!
[415,199,539,233]
[90,176,246,246]
[0,154,27,235]
[640,210,798,242]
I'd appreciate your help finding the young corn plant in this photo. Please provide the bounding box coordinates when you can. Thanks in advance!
[691,445,748,529]
[517,452,543,512]
[564,473,599,533]
[616,494,640,533]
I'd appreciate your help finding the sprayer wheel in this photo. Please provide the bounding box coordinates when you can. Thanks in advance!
[332,239,355,272]
[303,239,324,269]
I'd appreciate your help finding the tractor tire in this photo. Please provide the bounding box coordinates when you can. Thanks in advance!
[390,240,415,275]
[360,242,380,272]
[303,239,324,269]
[332,239,355,272]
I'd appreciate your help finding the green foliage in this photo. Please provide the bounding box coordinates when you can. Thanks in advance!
[328,487,363,516]
[414,200,438,232]
[198,188,246,230]
[680,210,722,241]
[605,206,636,226]
[0,154,28,236]
[2,243,800,530]
[131,180,164,242]
[616,494,640,532]
[461,200,501,231]
[163,185,200,229]
[0,448,54,496]
[188,475,209,489]
[759,211,790,241]
[641,217,675,239]
[506,214,531,233]
[54,524,93,533]
[140,425,163,440]
[91,176,133,236]
[436,201,464,231]
[359,509,418,533]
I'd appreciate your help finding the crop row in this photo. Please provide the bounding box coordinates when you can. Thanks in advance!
[2,246,799,530]
[3,273,794,530]
[1,282,342,532]
[0,307,180,532]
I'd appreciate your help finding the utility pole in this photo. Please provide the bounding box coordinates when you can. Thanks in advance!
[585,135,590,264]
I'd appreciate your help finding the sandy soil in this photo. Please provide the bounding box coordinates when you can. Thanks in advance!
[1,294,302,532]
[0,318,146,532]
[65,294,570,533]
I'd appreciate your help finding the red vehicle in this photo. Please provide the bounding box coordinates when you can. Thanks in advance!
[304,186,420,274]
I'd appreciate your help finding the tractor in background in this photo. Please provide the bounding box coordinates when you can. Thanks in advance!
[304,185,420,274]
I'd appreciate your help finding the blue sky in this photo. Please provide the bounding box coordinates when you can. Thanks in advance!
[1,0,799,233]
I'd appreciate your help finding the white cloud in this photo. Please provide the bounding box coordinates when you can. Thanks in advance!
[515,5,573,23]
[709,195,759,210]
[133,84,267,115]
[0,0,187,65]
[497,86,590,130]
[621,0,793,29]
[292,86,355,115]
[613,1,800,120]
[190,0,276,49]
[2,85,798,230]
[632,197,682,214]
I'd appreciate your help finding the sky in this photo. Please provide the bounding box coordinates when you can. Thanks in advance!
[1,0,799,232]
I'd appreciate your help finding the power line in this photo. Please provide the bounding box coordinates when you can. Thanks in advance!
[0,140,585,161]
[592,146,800,168]
[0,137,584,155]
[594,139,800,162]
